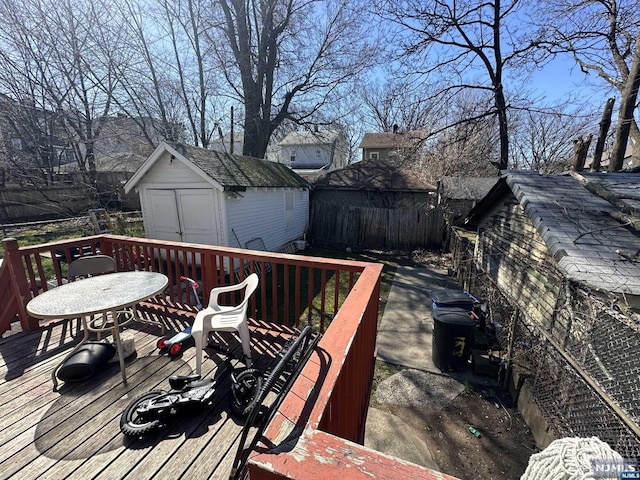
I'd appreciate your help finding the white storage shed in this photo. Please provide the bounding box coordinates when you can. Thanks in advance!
[124,142,309,252]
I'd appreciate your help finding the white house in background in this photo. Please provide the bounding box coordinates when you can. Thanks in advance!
[209,130,281,163]
[124,142,309,253]
[208,131,244,156]
[278,129,348,178]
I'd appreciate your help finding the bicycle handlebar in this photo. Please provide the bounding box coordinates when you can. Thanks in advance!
[180,276,199,289]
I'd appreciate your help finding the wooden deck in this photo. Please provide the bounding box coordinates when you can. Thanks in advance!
[0,309,290,480]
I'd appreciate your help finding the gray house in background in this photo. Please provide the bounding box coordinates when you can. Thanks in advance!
[278,129,348,178]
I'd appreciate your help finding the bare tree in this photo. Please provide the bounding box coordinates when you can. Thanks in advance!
[592,97,616,171]
[540,0,640,163]
[0,0,124,192]
[419,91,500,184]
[375,0,545,170]
[509,105,597,171]
[116,0,222,148]
[609,27,640,171]
[211,0,376,158]
[361,78,442,133]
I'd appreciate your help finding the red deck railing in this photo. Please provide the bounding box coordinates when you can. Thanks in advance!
[2,234,368,332]
[1,234,453,479]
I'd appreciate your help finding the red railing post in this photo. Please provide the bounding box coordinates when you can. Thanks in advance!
[2,238,39,332]
[99,235,114,258]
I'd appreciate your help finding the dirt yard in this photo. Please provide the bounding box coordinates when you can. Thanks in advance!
[371,248,538,480]
[375,381,537,480]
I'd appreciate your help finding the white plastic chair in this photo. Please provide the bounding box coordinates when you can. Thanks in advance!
[193,273,259,375]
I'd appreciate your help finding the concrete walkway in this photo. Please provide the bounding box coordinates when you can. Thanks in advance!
[364,264,495,473]
[375,265,453,373]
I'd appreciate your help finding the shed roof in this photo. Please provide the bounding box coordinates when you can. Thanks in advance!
[125,142,307,193]
[358,131,427,150]
[439,176,499,200]
[279,130,341,146]
[467,170,640,295]
[312,157,435,192]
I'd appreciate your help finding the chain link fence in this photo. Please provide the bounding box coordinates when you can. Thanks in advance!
[452,228,640,461]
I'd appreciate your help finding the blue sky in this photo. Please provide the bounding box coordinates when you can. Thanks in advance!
[527,55,611,107]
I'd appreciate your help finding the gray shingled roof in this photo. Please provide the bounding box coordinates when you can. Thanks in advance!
[311,157,435,191]
[471,170,640,295]
[358,131,427,149]
[170,143,307,189]
[439,176,499,200]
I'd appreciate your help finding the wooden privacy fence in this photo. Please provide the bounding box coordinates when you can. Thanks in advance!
[0,186,94,222]
[310,202,446,249]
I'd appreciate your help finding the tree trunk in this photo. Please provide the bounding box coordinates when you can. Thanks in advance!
[492,0,509,171]
[610,29,640,172]
[495,86,509,170]
[242,102,270,159]
[591,97,615,171]
[629,118,640,163]
[572,134,593,171]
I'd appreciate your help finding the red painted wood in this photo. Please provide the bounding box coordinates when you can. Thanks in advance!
[248,429,460,480]
[0,235,454,479]
[2,238,38,332]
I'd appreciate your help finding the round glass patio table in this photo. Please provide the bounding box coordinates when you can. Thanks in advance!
[27,271,168,390]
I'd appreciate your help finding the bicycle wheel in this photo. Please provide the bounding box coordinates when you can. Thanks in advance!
[229,369,262,417]
[120,390,168,437]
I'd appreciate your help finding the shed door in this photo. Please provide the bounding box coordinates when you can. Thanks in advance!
[147,190,182,242]
[147,189,221,245]
[176,189,220,245]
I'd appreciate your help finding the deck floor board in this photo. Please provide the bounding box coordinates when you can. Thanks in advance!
[0,311,288,480]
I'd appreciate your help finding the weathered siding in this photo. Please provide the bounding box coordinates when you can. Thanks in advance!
[475,194,563,330]
[226,187,308,251]
[467,256,640,454]
[312,189,433,209]
[465,186,640,457]
[311,201,445,249]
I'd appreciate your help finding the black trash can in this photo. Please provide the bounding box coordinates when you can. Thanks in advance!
[430,289,478,312]
[431,308,476,371]
[57,342,116,383]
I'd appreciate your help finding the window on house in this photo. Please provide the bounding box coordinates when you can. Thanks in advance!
[11,138,22,150]
[285,191,295,229]
[369,151,379,160]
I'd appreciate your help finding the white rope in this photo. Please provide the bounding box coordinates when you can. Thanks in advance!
[521,437,624,480]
